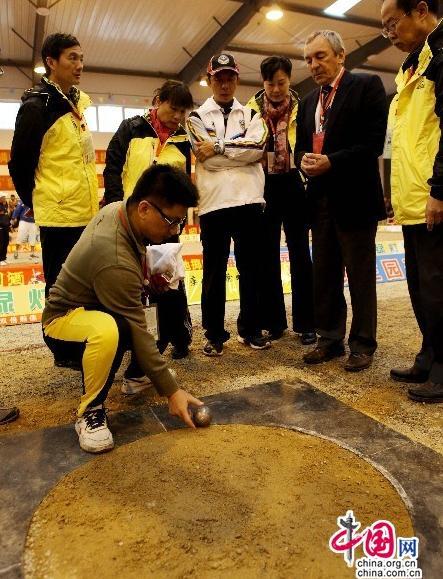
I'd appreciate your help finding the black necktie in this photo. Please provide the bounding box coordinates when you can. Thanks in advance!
[321,85,333,99]
[320,85,333,126]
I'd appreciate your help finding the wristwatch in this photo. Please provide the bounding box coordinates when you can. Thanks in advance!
[213,140,223,155]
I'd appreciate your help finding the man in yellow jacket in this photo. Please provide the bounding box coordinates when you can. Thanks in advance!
[9,33,98,299]
[381,0,443,403]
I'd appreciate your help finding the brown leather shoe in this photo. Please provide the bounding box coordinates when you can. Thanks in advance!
[303,345,345,364]
[345,353,373,372]
[408,381,443,403]
[0,407,19,425]
[390,365,428,383]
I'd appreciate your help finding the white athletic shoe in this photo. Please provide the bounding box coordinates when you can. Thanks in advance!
[75,405,114,453]
[121,368,176,395]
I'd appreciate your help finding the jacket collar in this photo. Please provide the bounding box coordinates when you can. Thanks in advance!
[199,96,243,115]
[396,18,443,86]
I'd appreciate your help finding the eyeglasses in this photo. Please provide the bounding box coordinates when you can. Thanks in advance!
[148,201,186,227]
[381,12,410,38]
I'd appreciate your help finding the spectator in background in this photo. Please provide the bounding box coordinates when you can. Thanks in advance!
[11,200,39,261]
[8,33,98,298]
[8,32,98,370]
[7,194,18,217]
[381,0,443,403]
[104,80,194,393]
[248,56,316,346]
[297,30,387,372]
[187,53,270,356]
[0,195,10,266]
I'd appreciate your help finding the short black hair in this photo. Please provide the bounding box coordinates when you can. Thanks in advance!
[260,56,292,81]
[152,80,193,109]
[42,33,80,75]
[395,0,438,14]
[129,164,199,209]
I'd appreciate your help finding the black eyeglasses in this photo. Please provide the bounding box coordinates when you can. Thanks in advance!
[148,201,186,227]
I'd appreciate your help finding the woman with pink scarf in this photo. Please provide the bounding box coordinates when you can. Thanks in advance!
[248,56,316,345]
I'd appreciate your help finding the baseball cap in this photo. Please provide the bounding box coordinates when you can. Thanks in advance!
[207,53,239,76]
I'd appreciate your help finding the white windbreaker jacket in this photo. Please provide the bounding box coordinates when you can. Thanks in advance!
[186,97,268,216]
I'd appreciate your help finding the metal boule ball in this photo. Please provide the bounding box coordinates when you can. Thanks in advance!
[192,405,212,427]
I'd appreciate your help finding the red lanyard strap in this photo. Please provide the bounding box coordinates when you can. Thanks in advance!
[319,68,345,127]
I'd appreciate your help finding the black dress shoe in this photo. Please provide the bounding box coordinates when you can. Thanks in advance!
[303,345,345,364]
[300,332,317,346]
[345,353,373,372]
[266,329,285,341]
[171,345,189,359]
[390,365,428,383]
[408,381,443,403]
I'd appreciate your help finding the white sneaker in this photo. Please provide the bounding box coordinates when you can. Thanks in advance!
[75,405,114,453]
[121,368,176,395]
[0,261,7,266]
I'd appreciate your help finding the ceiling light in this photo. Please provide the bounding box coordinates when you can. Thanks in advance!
[36,7,50,16]
[324,0,362,17]
[34,64,46,74]
[266,5,283,21]
[199,78,208,87]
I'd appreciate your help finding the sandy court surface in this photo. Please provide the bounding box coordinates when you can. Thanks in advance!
[23,425,414,579]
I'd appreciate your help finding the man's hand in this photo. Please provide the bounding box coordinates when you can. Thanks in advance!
[301,153,331,177]
[384,195,394,219]
[195,141,216,162]
[425,196,443,231]
[148,273,171,295]
[168,388,204,428]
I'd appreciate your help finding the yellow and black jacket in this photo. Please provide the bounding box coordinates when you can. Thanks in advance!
[247,88,298,157]
[8,77,98,227]
[103,111,191,202]
[389,19,443,224]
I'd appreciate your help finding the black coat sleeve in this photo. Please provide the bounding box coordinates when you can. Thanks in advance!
[428,50,443,200]
[103,119,132,204]
[8,100,46,209]
[327,75,388,169]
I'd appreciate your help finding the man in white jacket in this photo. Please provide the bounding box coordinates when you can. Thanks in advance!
[187,53,270,356]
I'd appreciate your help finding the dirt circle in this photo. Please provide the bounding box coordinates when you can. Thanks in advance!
[24,425,413,578]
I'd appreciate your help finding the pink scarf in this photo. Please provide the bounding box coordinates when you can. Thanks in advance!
[263,95,291,173]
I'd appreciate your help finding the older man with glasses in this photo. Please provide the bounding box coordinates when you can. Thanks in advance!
[381,0,443,403]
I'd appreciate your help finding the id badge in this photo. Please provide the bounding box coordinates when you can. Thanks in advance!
[312,132,325,154]
[81,131,95,164]
[267,151,275,174]
[383,128,392,159]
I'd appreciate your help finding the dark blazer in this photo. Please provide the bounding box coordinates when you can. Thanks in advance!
[296,70,388,227]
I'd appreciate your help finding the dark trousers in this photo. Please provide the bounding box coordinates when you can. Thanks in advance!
[260,172,314,334]
[40,226,85,297]
[199,204,263,343]
[0,226,9,261]
[311,196,378,354]
[154,282,192,349]
[403,224,443,382]
[45,313,132,409]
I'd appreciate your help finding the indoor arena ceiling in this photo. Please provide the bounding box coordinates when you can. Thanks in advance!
[1,0,442,96]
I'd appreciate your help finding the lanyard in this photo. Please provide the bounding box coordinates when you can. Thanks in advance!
[319,68,345,130]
